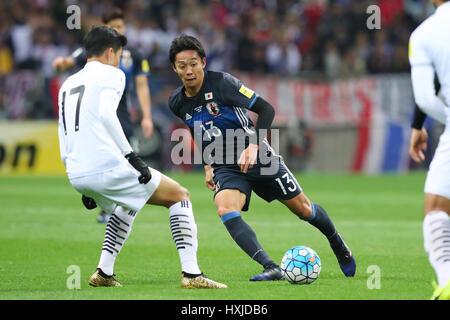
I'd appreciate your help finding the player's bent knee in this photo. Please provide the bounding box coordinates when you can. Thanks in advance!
[217,206,239,217]
[424,193,450,216]
[169,185,190,206]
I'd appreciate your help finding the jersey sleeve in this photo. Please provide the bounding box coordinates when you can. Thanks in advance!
[71,47,87,68]
[220,73,259,110]
[409,30,432,67]
[98,69,132,155]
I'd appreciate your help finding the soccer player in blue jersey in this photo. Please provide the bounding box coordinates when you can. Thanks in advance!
[167,35,356,281]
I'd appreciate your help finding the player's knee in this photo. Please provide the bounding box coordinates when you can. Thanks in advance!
[173,185,190,203]
[424,194,450,217]
[217,206,237,217]
[161,185,190,208]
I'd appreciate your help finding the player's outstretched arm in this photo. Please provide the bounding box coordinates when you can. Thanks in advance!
[52,56,76,72]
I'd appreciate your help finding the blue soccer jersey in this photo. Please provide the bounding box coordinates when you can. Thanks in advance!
[168,71,260,167]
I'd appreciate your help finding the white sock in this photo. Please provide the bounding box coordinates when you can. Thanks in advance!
[423,210,450,287]
[98,206,138,276]
[169,200,201,275]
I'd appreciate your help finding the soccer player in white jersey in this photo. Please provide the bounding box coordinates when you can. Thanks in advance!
[409,0,450,300]
[58,26,226,289]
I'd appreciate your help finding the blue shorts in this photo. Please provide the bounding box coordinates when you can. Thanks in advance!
[212,157,302,211]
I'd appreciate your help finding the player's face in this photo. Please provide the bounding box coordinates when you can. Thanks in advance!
[106,18,126,35]
[173,50,206,95]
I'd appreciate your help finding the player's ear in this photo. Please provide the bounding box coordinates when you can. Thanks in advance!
[201,57,206,68]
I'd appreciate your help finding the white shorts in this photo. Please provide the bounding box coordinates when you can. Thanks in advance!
[425,131,450,199]
[69,165,162,214]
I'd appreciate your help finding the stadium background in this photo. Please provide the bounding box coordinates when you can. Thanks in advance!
[0,0,443,175]
[0,0,444,301]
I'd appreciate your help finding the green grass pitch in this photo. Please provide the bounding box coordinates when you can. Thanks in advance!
[0,172,434,300]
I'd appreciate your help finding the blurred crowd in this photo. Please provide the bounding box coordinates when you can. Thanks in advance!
[0,0,436,119]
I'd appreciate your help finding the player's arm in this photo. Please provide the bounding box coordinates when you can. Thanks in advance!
[409,32,446,124]
[99,71,151,184]
[409,104,428,162]
[238,97,275,173]
[411,65,447,124]
[136,74,154,138]
[409,73,442,163]
[53,48,86,72]
[134,54,154,138]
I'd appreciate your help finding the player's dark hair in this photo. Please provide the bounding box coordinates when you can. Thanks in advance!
[102,8,125,24]
[83,25,127,59]
[169,35,206,65]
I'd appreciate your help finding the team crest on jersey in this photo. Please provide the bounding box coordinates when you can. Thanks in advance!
[206,102,219,115]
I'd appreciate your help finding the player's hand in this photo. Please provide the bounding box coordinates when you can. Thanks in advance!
[238,143,259,173]
[409,128,428,163]
[81,195,97,210]
[141,117,154,139]
[125,152,152,184]
[52,56,65,72]
[204,165,215,191]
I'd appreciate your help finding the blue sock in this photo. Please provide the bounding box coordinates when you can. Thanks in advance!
[221,211,276,268]
[304,203,339,245]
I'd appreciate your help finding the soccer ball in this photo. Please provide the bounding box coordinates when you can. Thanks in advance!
[280,246,321,284]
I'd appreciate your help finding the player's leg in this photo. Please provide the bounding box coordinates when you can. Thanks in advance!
[147,174,201,275]
[423,139,450,299]
[96,121,134,224]
[256,160,355,277]
[423,194,450,300]
[214,181,283,281]
[91,204,138,287]
[147,173,227,288]
[279,192,356,277]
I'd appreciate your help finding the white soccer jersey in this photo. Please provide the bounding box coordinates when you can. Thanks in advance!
[58,61,133,179]
[409,2,450,125]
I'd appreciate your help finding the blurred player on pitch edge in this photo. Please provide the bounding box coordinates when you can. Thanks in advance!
[408,0,450,300]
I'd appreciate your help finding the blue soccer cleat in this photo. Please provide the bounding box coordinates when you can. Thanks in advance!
[331,233,356,277]
[249,265,284,281]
